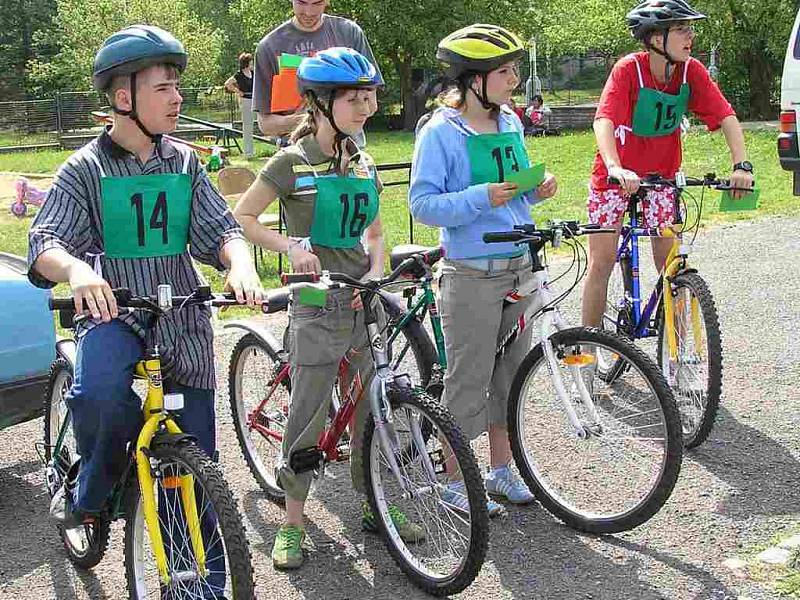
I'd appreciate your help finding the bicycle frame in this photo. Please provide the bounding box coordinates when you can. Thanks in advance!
[614,200,701,363]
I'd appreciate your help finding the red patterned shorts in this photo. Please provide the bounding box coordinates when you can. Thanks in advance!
[587,186,678,228]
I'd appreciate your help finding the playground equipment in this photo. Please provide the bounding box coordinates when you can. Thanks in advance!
[10,177,47,217]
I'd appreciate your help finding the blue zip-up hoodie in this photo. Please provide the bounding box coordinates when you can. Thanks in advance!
[409,106,541,260]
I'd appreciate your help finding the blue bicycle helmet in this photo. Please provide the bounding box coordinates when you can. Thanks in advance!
[297,47,381,96]
[93,25,187,143]
[93,25,187,92]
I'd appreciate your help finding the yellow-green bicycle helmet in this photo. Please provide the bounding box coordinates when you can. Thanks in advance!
[437,24,526,78]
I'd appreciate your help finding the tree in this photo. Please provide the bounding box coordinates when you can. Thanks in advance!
[0,0,57,99]
[28,0,225,94]
[696,0,795,118]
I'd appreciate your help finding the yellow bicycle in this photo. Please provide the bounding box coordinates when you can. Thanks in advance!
[42,284,256,599]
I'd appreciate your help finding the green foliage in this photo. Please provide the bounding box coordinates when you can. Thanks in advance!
[0,0,58,99]
[28,0,226,93]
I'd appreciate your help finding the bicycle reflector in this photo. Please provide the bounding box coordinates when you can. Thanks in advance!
[562,353,596,367]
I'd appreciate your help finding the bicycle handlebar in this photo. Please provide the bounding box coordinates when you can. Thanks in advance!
[49,286,287,315]
[482,221,616,245]
[606,173,752,193]
[281,245,444,291]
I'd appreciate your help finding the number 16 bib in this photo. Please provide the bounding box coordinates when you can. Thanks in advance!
[309,175,378,249]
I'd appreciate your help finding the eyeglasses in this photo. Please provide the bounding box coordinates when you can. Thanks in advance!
[670,25,696,36]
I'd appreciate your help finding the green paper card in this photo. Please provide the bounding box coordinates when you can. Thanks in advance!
[506,162,546,193]
[719,187,760,212]
[279,53,303,70]
[297,284,327,307]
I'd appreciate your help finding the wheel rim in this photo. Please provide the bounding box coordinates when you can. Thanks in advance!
[47,367,96,557]
[369,402,472,584]
[661,285,710,441]
[516,339,670,522]
[130,456,232,599]
[233,342,287,494]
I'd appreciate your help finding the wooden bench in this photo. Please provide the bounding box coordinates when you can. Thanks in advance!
[544,105,598,131]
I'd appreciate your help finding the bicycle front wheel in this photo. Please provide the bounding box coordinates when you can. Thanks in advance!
[657,272,723,449]
[363,386,488,596]
[228,333,288,504]
[509,327,683,534]
[124,441,255,599]
[43,357,110,569]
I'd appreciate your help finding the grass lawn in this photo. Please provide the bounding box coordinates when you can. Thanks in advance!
[1,127,793,295]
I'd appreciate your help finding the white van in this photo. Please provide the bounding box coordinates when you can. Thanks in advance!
[779,9,800,194]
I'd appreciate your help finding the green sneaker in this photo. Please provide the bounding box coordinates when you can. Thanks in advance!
[362,500,426,544]
[272,525,305,570]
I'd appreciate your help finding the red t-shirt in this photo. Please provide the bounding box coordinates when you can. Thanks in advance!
[590,52,735,191]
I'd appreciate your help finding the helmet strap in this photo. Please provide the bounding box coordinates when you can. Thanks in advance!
[465,73,501,113]
[110,72,164,149]
[309,90,350,174]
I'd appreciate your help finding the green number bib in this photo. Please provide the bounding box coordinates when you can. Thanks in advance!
[101,173,192,259]
[631,58,690,138]
[465,131,531,185]
[309,175,379,249]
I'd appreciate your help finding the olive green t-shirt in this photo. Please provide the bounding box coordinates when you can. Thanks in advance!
[260,135,382,278]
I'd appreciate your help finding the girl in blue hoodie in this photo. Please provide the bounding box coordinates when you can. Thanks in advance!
[410,24,558,509]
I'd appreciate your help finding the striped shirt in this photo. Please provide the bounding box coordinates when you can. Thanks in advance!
[27,130,244,389]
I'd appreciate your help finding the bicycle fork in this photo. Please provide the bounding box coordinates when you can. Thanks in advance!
[539,310,604,438]
[135,358,206,586]
[660,232,703,363]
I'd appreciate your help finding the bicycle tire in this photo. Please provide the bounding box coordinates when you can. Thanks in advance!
[42,358,111,570]
[124,441,255,599]
[508,327,683,534]
[381,294,439,394]
[363,385,488,596]
[228,333,288,504]
[657,271,723,449]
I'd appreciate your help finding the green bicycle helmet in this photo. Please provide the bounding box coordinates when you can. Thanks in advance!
[93,25,187,142]
[437,24,525,111]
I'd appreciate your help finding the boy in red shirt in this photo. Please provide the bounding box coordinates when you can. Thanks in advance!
[582,0,754,329]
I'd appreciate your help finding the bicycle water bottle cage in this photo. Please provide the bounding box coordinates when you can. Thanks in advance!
[290,446,324,473]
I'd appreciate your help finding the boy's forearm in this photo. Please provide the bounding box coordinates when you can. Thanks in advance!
[720,115,748,164]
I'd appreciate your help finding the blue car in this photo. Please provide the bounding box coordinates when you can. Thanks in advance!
[0,252,56,430]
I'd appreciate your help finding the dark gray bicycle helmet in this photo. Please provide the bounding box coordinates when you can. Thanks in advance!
[627,0,706,41]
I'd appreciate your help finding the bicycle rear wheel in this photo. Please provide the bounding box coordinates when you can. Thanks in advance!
[43,358,110,569]
[657,272,723,449]
[363,386,488,596]
[509,327,683,534]
[599,257,634,383]
[124,441,255,599]
[228,333,288,504]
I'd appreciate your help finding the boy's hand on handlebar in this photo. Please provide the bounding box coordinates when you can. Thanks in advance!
[488,182,519,207]
[537,172,558,199]
[608,166,641,195]
[67,261,117,322]
[729,169,755,199]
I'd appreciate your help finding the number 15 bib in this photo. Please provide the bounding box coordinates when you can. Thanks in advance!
[631,57,690,138]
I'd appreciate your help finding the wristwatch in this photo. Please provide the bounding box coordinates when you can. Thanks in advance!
[732,160,754,174]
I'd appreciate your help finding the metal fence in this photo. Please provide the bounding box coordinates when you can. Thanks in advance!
[0,87,239,153]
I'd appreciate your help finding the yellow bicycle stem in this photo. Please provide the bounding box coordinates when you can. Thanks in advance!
[134,358,207,586]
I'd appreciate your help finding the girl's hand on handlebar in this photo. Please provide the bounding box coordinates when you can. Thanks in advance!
[537,172,558,199]
[608,166,641,195]
[223,264,264,307]
[729,169,755,200]
[288,244,322,274]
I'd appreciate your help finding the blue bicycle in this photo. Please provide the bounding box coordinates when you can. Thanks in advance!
[598,173,734,448]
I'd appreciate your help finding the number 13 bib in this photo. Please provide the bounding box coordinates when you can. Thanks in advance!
[465,131,530,185]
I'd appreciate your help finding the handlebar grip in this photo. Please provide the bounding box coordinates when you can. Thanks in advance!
[49,297,77,310]
[483,231,523,243]
[281,273,320,285]
[423,247,444,264]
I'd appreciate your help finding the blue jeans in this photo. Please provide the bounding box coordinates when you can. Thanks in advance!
[67,320,223,595]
